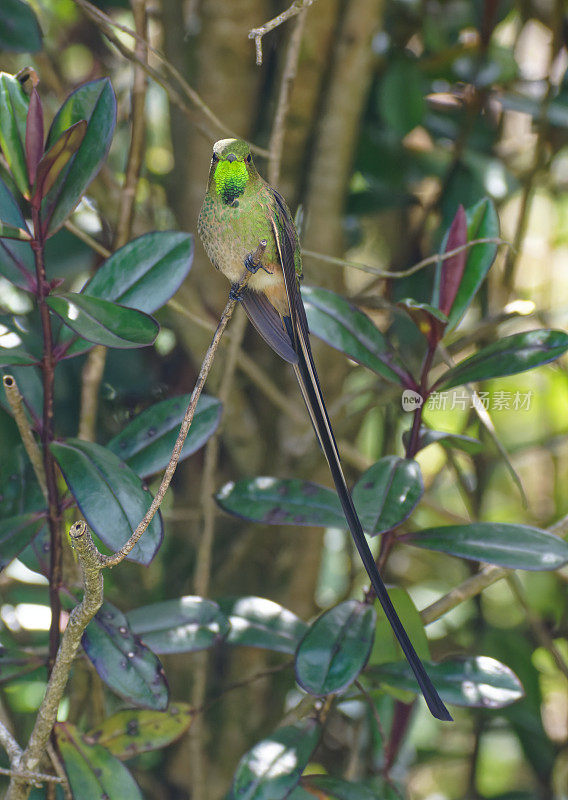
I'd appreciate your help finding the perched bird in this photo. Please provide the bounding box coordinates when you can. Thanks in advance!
[198,138,452,722]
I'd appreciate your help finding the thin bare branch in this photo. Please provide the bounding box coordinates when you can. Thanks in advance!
[249,0,315,66]
[0,721,22,768]
[99,242,265,568]
[3,375,47,499]
[64,220,111,258]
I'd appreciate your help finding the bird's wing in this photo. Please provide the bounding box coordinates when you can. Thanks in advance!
[239,288,298,364]
[268,187,452,722]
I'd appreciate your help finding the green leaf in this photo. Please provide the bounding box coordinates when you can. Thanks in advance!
[0,174,29,239]
[107,394,221,478]
[55,722,143,800]
[218,596,307,654]
[0,513,44,571]
[84,231,194,313]
[301,286,407,385]
[0,0,42,53]
[0,346,36,367]
[47,292,159,349]
[397,299,447,343]
[404,522,568,571]
[50,438,163,565]
[445,198,499,331]
[127,596,229,654]
[369,587,430,666]
[436,330,568,389]
[352,456,423,536]
[303,775,381,800]
[370,656,524,709]
[229,719,321,800]
[295,600,376,696]
[0,73,29,196]
[403,426,483,455]
[42,78,116,234]
[83,601,168,710]
[0,648,45,685]
[32,119,87,201]
[85,704,193,760]
[0,239,34,289]
[379,53,426,136]
[216,476,344,529]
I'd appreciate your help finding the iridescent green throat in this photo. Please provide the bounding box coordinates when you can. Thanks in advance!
[214,161,249,205]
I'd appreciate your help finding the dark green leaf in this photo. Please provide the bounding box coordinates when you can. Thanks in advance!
[127,596,229,654]
[295,600,375,696]
[84,231,194,313]
[107,394,221,478]
[0,73,29,196]
[43,78,116,234]
[397,299,447,343]
[303,775,380,800]
[216,476,344,529]
[229,719,321,800]
[379,54,425,136]
[404,522,568,570]
[50,438,163,565]
[47,292,158,349]
[437,330,568,389]
[369,587,430,667]
[0,0,42,53]
[370,656,523,709]
[0,513,44,571]
[85,704,193,760]
[218,596,307,654]
[0,346,36,366]
[352,456,423,536]
[445,198,499,330]
[55,722,143,799]
[301,286,407,385]
[83,601,168,710]
[403,426,483,455]
[0,174,29,238]
[0,239,34,288]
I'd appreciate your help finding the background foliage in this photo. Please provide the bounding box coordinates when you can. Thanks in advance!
[1,0,568,799]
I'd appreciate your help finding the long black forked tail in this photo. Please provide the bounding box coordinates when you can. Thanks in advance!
[291,324,452,722]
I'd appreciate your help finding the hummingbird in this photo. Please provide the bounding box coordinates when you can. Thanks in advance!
[198,138,452,722]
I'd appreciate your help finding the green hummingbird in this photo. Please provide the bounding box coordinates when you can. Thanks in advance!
[198,138,452,722]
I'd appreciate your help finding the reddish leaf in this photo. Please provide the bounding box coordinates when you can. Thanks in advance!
[25,87,43,189]
[439,204,467,317]
[32,120,87,203]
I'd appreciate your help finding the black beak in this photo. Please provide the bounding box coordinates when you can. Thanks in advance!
[226,153,237,163]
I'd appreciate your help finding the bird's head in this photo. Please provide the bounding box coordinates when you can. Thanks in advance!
[208,138,258,204]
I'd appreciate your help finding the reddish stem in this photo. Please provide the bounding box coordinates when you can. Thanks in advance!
[31,206,62,672]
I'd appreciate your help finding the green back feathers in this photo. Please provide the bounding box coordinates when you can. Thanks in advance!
[214,160,249,204]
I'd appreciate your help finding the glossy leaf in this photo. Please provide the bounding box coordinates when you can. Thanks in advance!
[295,600,376,696]
[397,299,447,343]
[369,586,430,667]
[108,394,221,478]
[445,198,499,330]
[33,119,87,201]
[371,656,523,709]
[84,231,194,313]
[437,204,467,317]
[0,513,44,571]
[55,722,143,800]
[85,704,193,760]
[216,476,343,529]
[352,456,423,536]
[0,346,36,367]
[0,173,29,239]
[404,522,568,571]
[0,239,34,289]
[50,438,163,565]
[47,293,158,349]
[83,601,168,710]
[403,426,483,455]
[436,330,568,389]
[303,775,381,800]
[25,87,43,187]
[0,73,29,196]
[301,286,407,385]
[229,719,321,800]
[218,596,307,654]
[127,596,229,654]
[0,0,42,53]
[43,78,116,234]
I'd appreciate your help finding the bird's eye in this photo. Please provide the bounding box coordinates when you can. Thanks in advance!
[212,154,219,164]
[246,154,252,163]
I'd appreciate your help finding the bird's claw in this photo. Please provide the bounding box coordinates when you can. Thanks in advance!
[229,283,242,301]
[244,241,272,275]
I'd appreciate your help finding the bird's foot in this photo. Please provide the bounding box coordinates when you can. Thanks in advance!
[229,283,242,301]
[244,240,271,274]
